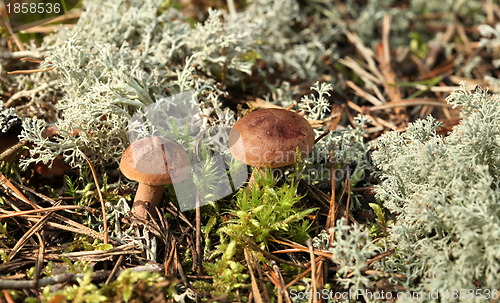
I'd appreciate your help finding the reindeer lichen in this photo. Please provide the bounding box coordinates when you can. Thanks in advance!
[16,0,340,170]
[372,84,499,299]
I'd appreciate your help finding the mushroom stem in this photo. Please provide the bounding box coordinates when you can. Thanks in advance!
[133,183,164,219]
[247,169,258,188]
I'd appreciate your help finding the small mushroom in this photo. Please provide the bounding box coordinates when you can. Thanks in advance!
[228,108,315,183]
[120,137,190,219]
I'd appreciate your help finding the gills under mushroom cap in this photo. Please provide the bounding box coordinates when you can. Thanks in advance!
[120,137,190,186]
[228,108,315,168]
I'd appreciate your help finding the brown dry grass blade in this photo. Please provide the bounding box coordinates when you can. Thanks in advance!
[242,235,306,268]
[0,172,38,209]
[244,248,264,303]
[269,239,333,259]
[0,205,96,219]
[7,67,55,74]
[343,29,385,82]
[346,81,384,106]
[271,261,292,303]
[34,232,45,288]
[20,57,43,63]
[306,239,318,303]
[81,153,108,244]
[0,6,24,52]
[59,244,140,262]
[326,149,338,231]
[2,289,16,303]
[375,15,403,105]
[284,266,313,289]
[23,214,115,244]
[8,207,55,260]
[0,139,28,162]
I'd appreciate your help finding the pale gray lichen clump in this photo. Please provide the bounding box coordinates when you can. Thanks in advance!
[17,0,339,169]
[371,84,499,301]
[15,0,491,170]
[309,85,499,302]
[314,218,382,291]
[0,103,21,134]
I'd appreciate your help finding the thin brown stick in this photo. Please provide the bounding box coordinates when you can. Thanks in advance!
[3,289,15,303]
[242,235,306,268]
[314,129,330,144]
[366,249,395,266]
[0,11,24,51]
[342,29,385,82]
[346,81,384,106]
[20,57,43,63]
[380,16,399,103]
[344,168,351,224]
[0,172,38,209]
[82,154,108,244]
[284,266,312,289]
[105,255,124,285]
[317,258,326,297]
[0,264,162,290]
[270,239,333,259]
[244,248,264,303]
[369,99,453,111]
[271,261,292,303]
[7,67,55,74]
[0,139,28,162]
[306,239,318,303]
[195,193,202,275]
[8,209,54,260]
[166,201,195,229]
[23,215,112,244]
[252,251,271,303]
[325,149,337,232]
[346,100,364,114]
[164,239,176,276]
[0,205,96,219]
[13,182,60,206]
[34,232,45,288]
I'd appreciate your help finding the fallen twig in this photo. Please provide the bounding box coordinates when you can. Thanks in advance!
[306,239,318,303]
[242,235,306,268]
[0,171,39,209]
[0,139,28,162]
[0,51,44,60]
[0,205,97,219]
[81,153,109,244]
[0,264,162,289]
[244,248,264,303]
[368,99,453,111]
[8,208,55,260]
[7,67,55,74]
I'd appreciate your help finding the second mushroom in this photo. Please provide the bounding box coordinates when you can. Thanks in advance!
[228,108,315,184]
[120,137,190,219]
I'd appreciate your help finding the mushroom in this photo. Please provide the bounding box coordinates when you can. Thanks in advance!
[120,137,190,219]
[228,108,315,183]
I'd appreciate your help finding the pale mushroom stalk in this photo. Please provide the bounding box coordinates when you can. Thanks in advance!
[132,183,165,219]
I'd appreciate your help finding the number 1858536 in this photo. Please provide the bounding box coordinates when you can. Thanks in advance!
[5,2,61,14]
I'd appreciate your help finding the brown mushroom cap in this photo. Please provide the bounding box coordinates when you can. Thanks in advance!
[228,108,315,168]
[120,137,190,186]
